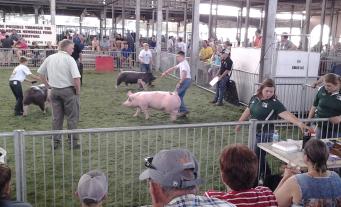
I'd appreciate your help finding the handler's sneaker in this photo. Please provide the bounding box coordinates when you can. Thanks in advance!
[215,102,223,106]
[178,111,190,118]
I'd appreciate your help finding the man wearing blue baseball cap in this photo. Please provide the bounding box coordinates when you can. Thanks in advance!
[139,149,236,207]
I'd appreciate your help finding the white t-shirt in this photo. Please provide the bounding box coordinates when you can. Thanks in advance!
[177,42,187,54]
[167,39,174,49]
[9,64,32,82]
[176,60,191,79]
[139,49,153,64]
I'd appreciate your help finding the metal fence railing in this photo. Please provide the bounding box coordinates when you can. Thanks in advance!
[1,118,340,207]
[0,48,137,71]
[2,122,251,207]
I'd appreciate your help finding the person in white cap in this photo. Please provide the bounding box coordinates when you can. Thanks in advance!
[139,149,236,207]
[76,170,108,207]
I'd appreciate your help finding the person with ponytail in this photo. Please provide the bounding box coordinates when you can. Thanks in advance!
[275,139,341,207]
[308,73,341,139]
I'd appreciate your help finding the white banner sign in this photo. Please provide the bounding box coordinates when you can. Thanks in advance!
[275,51,320,77]
[230,47,261,74]
[0,24,56,45]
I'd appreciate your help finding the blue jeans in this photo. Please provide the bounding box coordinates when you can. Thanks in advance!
[213,76,229,103]
[177,79,191,113]
[316,126,341,139]
[140,64,151,73]
[255,132,274,178]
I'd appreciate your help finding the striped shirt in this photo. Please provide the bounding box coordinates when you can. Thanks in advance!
[166,194,236,207]
[205,186,278,207]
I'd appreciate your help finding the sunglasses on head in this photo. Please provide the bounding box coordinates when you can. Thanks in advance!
[144,157,157,170]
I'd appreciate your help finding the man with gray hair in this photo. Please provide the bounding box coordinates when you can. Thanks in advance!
[38,39,81,149]
[139,149,236,207]
[76,170,108,207]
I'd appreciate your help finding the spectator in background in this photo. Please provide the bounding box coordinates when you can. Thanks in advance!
[45,41,56,57]
[0,30,6,43]
[100,37,110,52]
[176,37,187,55]
[121,43,133,69]
[139,149,236,207]
[205,144,278,207]
[14,38,28,58]
[208,45,222,81]
[275,139,341,207]
[138,43,153,73]
[308,73,341,139]
[30,41,40,67]
[72,35,84,86]
[199,40,214,62]
[9,29,20,43]
[279,33,297,50]
[0,164,33,207]
[149,36,157,49]
[115,33,124,41]
[76,170,108,207]
[1,35,14,66]
[253,28,262,48]
[91,36,100,52]
[223,40,232,51]
[167,36,174,53]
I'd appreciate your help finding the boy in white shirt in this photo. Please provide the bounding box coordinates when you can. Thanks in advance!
[161,51,191,117]
[138,43,153,73]
[9,56,40,116]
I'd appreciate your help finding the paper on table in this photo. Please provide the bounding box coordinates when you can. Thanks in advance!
[209,77,219,86]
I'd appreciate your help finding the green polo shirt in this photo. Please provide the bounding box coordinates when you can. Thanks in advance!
[313,86,341,118]
[249,95,287,131]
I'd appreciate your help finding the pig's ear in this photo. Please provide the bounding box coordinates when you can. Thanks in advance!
[127,91,133,96]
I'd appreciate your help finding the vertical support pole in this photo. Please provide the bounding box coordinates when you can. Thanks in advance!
[214,0,218,37]
[34,6,39,24]
[112,3,115,35]
[165,8,169,43]
[319,0,327,52]
[243,0,250,47]
[122,0,125,37]
[334,11,339,42]
[289,5,294,38]
[136,0,141,56]
[156,0,163,70]
[328,0,335,49]
[14,130,26,202]
[191,0,200,80]
[259,8,263,29]
[302,0,311,51]
[151,10,155,36]
[104,6,107,37]
[79,15,83,34]
[208,0,213,39]
[184,3,187,42]
[177,21,180,38]
[259,0,278,81]
[99,11,103,40]
[248,119,258,151]
[50,0,56,25]
[147,21,150,38]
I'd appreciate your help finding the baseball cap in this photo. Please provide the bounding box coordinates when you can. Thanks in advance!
[221,49,231,54]
[77,170,108,203]
[139,149,203,189]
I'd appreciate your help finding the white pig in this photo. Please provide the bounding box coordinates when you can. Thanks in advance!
[122,91,181,121]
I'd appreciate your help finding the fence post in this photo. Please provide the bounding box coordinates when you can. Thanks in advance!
[248,119,258,151]
[14,130,26,202]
